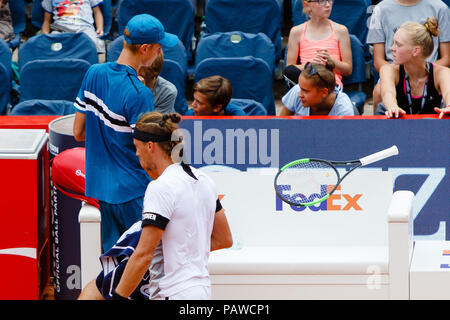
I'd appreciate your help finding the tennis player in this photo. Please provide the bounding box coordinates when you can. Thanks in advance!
[78,112,232,300]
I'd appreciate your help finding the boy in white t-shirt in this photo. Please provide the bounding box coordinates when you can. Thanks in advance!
[41,0,105,53]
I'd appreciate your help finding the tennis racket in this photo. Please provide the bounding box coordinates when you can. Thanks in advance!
[274,145,399,207]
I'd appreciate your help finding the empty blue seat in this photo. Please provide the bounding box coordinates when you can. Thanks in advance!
[8,0,26,49]
[292,0,371,44]
[342,34,367,115]
[229,98,267,116]
[105,34,124,62]
[116,0,195,61]
[195,31,276,73]
[0,63,10,115]
[160,59,188,115]
[0,39,12,114]
[31,0,44,29]
[18,32,98,70]
[194,56,275,115]
[205,0,282,63]
[19,58,91,102]
[0,38,11,80]
[10,99,75,115]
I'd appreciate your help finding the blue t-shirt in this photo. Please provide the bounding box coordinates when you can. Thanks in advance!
[74,62,154,203]
[184,102,246,116]
[281,85,354,116]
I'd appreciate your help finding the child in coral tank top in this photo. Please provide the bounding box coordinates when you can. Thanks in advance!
[285,0,352,89]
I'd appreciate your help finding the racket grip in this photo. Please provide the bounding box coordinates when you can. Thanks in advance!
[360,145,399,166]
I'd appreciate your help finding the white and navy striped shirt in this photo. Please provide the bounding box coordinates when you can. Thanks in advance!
[74,62,155,203]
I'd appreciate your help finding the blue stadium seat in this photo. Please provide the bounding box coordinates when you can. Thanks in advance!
[18,32,98,70]
[342,34,367,115]
[292,0,371,44]
[443,0,450,7]
[160,60,189,115]
[31,0,44,29]
[194,56,276,115]
[229,98,267,116]
[0,38,12,80]
[106,36,189,115]
[99,0,113,39]
[19,58,91,102]
[160,40,189,115]
[116,0,195,61]
[10,99,75,116]
[0,64,11,115]
[31,0,112,39]
[105,34,124,62]
[205,0,282,64]
[8,0,26,49]
[0,39,12,115]
[195,31,276,74]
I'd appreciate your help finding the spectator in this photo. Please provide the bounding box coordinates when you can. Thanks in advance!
[280,60,355,116]
[0,0,14,42]
[367,0,450,113]
[285,0,352,89]
[73,14,178,252]
[185,75,246,116]
[41,0,106,53]
[138,51,177,114]
[378,18,450,118]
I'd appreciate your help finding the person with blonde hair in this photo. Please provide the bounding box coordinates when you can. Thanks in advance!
[378,17,450,118]
[367,0,450,114]
[285,0,352,89]
[280,59,354,116]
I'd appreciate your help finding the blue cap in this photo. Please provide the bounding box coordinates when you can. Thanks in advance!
[124,14,178,47]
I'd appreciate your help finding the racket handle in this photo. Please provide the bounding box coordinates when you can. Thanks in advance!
[360,145,399,166]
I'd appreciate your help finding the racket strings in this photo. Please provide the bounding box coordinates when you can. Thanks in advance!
[275,160,338,206]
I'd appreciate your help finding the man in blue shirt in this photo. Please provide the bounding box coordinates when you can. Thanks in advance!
[73,14,178,251]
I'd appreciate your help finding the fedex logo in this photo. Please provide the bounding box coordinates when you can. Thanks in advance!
[276,184,362,212]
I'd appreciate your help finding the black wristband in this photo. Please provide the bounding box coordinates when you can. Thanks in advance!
[111,289,128,300]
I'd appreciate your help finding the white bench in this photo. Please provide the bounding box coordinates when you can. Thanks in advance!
[410,240,450,300]
[78,170,415,300]
[207,170,414,300]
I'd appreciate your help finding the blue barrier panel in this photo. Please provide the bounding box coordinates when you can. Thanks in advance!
[178,117,449,241]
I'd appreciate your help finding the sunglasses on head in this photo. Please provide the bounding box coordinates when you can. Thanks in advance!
[304,62,325,83]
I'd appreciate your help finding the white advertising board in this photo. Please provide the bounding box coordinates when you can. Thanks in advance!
[206,169,393,247]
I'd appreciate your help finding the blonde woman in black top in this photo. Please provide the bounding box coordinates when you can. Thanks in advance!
[379,17,450,118]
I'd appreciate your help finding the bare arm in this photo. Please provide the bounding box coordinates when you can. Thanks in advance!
[73,111,86,141]
[373,43,390,73]
[279,106,295,116]
[434,65,450,118]
[316,25,352,76]
[41,12,52,34]
[114,225,163,298]
[285,25,304,69]
[435,42,450,68]
[211,208,232,251]
[380,64,405,118]
[92,5,103,36]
